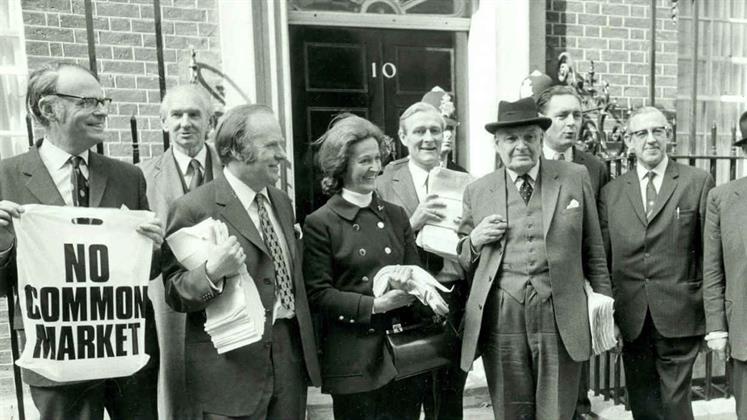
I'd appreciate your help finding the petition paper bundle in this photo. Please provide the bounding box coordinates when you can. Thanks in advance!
[416,167,474,260]
[584,281,617,355]
[166,218,265,354]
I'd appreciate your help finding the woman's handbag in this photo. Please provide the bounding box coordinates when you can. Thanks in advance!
[385,316,459,380]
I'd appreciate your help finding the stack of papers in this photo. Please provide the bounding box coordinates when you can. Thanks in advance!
[584,281,617,355]
[166,218,265,354]
[416,167,474,260]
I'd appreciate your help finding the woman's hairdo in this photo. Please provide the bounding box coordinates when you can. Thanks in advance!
[314,113,386,195]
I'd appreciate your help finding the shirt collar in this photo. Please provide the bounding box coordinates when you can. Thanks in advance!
[407,158,433,187]
[341,188,373,207]
[39,138,89,170]
[327,192,387,222]
[506,160,540,183]
[636,154,668,181]
[223,167,268,210]
[542,143,572,161]
[173,145,207,174]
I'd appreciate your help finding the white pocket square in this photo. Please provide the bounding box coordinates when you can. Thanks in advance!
[566,199,580,210]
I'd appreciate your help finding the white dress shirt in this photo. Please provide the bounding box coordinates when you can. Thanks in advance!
[224,168,295,322]
[506,161,541,191]
[408,159,432,203]
[38,139,90,206]
[172,145,207,187]
[635,155,668,209]
[542,143,573,162]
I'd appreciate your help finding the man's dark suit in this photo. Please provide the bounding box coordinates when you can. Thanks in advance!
[375,157,468,419]
[573,147,609,198]
[703,177,747,419]
[161,174,321,418]
[138,144,221,420]
[0,143,158,420]
[458,159,611,419]
[598,159,714,420]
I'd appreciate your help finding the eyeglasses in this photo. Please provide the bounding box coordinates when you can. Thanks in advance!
[50,93,113,111]
[631,126,668,141]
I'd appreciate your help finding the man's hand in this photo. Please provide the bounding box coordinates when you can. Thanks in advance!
[205,236,245,282]
[469,214,507,251]
[373,289,415,314]
[613,323,623,352]
[136,218,164,251]
[410,194,447,232]
[0,200,23,227]
[707,337,730,361]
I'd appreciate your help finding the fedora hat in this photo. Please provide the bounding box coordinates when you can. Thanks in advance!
[485,97,552,134]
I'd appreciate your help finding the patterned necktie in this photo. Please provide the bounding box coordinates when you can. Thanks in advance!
[70,156,89,207]
[519,174,533,205]
[255,194,295,311]
[188,159,203,192]
[645,171,657,219]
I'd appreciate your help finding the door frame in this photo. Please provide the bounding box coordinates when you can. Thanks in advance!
[287,13,471,175]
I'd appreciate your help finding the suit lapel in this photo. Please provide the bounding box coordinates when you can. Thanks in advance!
[540,160,561,237]
[390,162,420,215]
[155,149,185,205]
[623,171,647,225]
[481,169,508,271]
[23,147,65,206]
[647,160,678,223]
[215,176,269,255]
[268,187,297,262]
[87,152,108,207]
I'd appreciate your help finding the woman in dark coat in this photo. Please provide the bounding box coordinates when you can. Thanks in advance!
[303,114,429,419]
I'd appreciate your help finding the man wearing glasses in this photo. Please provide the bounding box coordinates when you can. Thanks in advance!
[0,62,163,419]
[598,106,714,420]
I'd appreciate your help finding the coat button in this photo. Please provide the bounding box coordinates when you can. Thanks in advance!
[359,248,367,256]
[264,278,272,285]
[384,247,391,254]
[362,276,369,282]
[353,224,361,231]
[349,319,355,323]
[368,328,375,333]
[339,315,344,321]
[377,222,385,229]
[265,342,271,349]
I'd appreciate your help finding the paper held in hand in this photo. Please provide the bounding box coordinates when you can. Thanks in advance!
[584,280,617,355]
[416,167,474,259]
[166,218,265,354]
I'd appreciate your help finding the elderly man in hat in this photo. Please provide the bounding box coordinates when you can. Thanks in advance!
[457,97,612,419]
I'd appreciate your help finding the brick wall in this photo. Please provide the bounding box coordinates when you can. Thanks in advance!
[21,0,222,161]
[0,0,221,408]
[546,0,678,113]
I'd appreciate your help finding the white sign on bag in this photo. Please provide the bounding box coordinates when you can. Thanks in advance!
[14,204,154,382]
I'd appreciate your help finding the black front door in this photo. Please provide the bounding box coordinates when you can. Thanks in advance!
[289,25,455,221]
